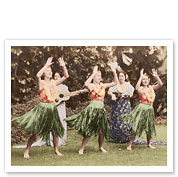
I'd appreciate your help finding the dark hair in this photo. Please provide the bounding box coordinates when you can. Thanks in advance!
[53,72,60,78]
[118,72,129,82]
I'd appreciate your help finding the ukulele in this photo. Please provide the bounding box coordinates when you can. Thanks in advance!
[112,92,130,100]
[55,88,89,106]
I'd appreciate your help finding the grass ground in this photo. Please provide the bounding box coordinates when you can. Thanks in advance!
[11,125,167,166]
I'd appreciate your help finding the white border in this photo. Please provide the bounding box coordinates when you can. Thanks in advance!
[5,40,173,172]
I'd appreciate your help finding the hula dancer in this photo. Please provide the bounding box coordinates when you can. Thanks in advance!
[12,57,69,158]
[32,72,82,147]
[65,65,118,155]
[120,69,163,150]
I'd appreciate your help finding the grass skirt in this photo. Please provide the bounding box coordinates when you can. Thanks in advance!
[12,102,64,141]
[120,103,156,138]
[65,100,110,138]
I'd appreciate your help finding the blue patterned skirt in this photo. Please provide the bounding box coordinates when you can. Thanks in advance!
[110,98,132,143]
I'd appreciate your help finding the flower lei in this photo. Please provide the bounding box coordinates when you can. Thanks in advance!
[141,85,155,103]
[91,82,105,96]
[41,79,58,102]
[116,82,130,93]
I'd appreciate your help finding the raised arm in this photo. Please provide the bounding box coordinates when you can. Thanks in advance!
[55,57,69,86]
[85,66,98,91]
[36,57,53,79]
[135,69,144,93]
[103,66,118,89]
[36,57,53,88]
[151,69,163,90]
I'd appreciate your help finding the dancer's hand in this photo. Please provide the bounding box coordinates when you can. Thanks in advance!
[110,66,116,73]
[140,68,146,79]
[93,65,98,75]
[58,57,66,67]
[140,68,144,77]
[152,69,158,77]
[46,57,54,66]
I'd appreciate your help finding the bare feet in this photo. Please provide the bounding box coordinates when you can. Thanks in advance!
[148,145,156,149]
[127,146,132,151]
[55,151,63,156]
[99,147,107,153]
[78,149,84,155]
[24,150,30,159]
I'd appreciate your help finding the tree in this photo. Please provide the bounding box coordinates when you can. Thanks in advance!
[11,46,167,117]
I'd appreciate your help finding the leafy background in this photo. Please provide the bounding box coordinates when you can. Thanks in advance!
[11,46,167,144]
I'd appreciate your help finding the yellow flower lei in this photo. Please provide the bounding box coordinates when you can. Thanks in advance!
[116,82,130,93]
[92,82,105,97]
[41,79,58,102]
[141,85,155,103]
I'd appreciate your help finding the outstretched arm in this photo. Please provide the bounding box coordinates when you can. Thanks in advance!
[55,57,69,86]
[70,89,89,97]
[151,69,163,90]
[103,66,118,89]
[85,66,98,91]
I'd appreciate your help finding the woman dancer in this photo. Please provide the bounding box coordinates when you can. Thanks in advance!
[108,72,134,143]
[120,69,163,150]
[12,57,69,158]
[33,72,82,147]
[65,65,118,154]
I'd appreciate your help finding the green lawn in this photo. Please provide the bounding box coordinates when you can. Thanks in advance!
[11,125,167,166]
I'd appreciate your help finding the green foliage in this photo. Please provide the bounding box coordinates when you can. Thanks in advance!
[11,46,167,117]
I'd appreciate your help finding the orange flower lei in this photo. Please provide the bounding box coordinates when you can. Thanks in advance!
[41,79,58,102]
[116,82,130,93]
[141,85,155,103]
[91,82,105,96]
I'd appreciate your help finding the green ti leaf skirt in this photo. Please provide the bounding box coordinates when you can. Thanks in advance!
[120,103,156,138]
[12,102,64,141]
[65,100,110,139]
